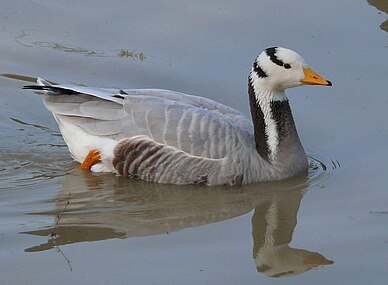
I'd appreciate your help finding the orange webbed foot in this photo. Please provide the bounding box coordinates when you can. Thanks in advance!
[80,150,101,170]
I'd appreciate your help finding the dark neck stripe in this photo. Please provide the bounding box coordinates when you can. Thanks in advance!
[265,47,285,67]
[248,78,297,162]
[270,100,295,146]
[253,61,268,78]
[248,79,270,161]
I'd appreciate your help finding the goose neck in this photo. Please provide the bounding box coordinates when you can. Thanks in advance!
[248,80,294,163]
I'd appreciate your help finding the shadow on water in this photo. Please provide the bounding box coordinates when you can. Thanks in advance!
[22,156,335,278]
[13,28,146,61]
[0,73,37,83]
[368,0,388,32]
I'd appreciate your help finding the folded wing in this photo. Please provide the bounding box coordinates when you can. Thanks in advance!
[25,79,253,160]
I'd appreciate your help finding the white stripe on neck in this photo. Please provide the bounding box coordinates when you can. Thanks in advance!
[250,72,287,162]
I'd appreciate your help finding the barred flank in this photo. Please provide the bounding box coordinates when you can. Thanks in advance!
[111,135,226,185]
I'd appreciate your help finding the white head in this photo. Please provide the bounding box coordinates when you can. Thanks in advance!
[250,47,331,92]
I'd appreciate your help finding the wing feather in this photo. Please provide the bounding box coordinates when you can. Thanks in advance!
[31,80,253,160]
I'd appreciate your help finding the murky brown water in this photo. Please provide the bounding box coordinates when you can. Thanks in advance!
[1,0,387,284]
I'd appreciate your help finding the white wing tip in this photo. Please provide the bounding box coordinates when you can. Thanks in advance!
[37,77,51,86]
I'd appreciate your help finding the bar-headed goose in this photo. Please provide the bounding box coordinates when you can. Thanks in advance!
[24,47,331,185]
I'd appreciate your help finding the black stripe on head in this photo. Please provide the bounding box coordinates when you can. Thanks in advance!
[253,61,268,78]
[265,47,285,67]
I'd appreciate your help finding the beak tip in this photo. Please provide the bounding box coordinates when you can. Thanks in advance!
[326,80,332,86]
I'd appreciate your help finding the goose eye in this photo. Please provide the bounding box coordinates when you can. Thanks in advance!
[284,63,291,69]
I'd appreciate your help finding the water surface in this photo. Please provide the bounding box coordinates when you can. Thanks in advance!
[0,1,387,284]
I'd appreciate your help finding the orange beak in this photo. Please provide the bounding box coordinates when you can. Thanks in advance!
[301,68,332,86]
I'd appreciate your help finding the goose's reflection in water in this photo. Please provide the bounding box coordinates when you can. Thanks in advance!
[367,0,388,32]
[251,189,333,277]
[24,167,332,278]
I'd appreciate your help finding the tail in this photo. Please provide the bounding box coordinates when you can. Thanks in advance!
[23,77,125,103]
[23,77,81,95]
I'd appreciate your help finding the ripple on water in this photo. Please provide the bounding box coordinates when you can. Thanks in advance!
[0,149,339,192]
[307,151,340,188]
[0,150,71,191]
[0,117,71,191]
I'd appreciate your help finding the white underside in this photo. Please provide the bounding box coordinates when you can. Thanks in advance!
[54,114,117,173]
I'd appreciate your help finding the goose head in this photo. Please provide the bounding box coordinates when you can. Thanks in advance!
[250,47,332,92]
